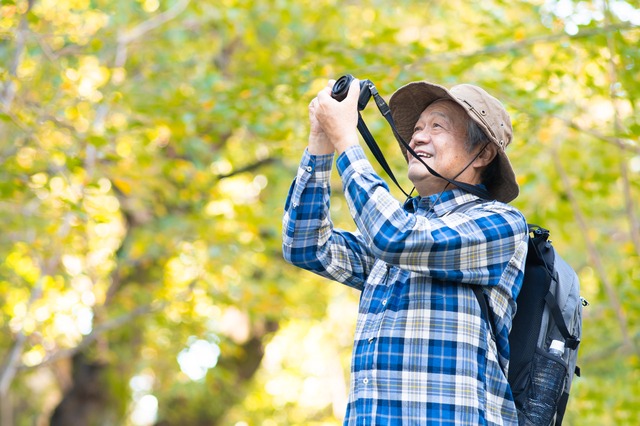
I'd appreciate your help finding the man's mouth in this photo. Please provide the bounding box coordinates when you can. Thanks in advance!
[414,152,433,159]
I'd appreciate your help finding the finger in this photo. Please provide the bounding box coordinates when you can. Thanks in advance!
[339,78,360,108]
[317,79,338,99]
[317,87,333,103]
[346,78,360,99]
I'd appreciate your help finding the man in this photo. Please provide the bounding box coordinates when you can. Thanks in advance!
[282,78,528,425]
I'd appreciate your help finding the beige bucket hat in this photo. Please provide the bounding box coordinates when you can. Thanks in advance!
[389,81,519,203]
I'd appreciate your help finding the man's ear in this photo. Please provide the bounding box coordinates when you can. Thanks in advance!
[474,142,498,168]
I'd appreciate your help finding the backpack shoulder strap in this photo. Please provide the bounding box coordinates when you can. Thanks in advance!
[530,225,581,351]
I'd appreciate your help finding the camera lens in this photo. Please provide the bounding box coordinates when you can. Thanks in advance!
[331,75,354,102]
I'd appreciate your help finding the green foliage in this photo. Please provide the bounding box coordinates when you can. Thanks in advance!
[0,0,638,424]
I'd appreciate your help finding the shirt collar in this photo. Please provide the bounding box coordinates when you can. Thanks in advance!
[404,186,487,217]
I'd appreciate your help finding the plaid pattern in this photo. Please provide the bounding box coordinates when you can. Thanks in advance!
[283,146,528,425]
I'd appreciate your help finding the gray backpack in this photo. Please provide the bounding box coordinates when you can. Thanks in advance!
[474,225,587,425]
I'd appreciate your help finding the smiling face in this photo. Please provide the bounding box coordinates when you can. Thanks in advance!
[407,99,485,197]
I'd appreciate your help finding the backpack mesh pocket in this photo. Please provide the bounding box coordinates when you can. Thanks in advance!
[520,348,568,426]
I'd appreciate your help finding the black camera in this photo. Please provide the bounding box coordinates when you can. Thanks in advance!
[331,74,373,111]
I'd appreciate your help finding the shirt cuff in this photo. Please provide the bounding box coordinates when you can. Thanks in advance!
[289,148,334,208]
[302,148,334,175]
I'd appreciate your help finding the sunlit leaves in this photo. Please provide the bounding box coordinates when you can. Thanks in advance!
[0,0,639,424]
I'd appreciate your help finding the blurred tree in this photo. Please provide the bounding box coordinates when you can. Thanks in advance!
[0,0,638,425]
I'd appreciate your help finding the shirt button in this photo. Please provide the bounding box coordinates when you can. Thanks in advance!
[305,166,312,172]
[363,378,369,384]
[382,299,387,306]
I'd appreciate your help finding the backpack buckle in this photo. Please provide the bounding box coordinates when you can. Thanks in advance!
[528,224,550,240]
[566,336,580,350]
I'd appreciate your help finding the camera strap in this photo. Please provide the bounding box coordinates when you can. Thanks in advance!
[357,113,412,198]
[361,86,492,201]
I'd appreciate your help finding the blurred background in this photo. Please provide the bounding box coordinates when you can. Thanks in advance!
[0,0,638,424]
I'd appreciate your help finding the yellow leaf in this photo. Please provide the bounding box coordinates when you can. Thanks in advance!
[112,177,132,195]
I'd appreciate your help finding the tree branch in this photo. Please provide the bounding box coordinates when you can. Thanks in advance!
[0,256,54,395]
[20,302,163,370]
[603,0,640,256]
[1,1,34,111]
[506,99,640,155]
[561,118,640,155]
[580,331,640,363]
[620,154,640,255]
[215,157,278,180]
[398,22,639,70]
[23,272,201,371]
[115,0,191,67]
[551,143,634,352]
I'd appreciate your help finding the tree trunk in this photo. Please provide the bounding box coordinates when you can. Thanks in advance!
[49,354,112,426]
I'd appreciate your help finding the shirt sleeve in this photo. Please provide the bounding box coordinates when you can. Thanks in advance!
[336,145,528,286]
[282,148,376,290]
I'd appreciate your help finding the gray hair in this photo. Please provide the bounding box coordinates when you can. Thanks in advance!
[466,119,499,188]
[465,119,489,153]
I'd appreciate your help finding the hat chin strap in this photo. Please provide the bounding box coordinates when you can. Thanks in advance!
[404,140,491,199]
[451,142,490,181]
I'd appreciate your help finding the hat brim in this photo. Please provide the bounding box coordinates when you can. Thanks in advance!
[389,81,519,203]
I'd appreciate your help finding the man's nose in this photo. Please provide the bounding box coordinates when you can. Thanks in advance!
[411,129,430,146]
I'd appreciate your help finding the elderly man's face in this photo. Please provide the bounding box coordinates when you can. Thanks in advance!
[407,99,482,197]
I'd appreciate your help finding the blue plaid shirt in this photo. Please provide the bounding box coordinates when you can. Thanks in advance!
[283,146,528,425]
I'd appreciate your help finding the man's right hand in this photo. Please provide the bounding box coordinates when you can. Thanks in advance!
[307,82,334,155]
